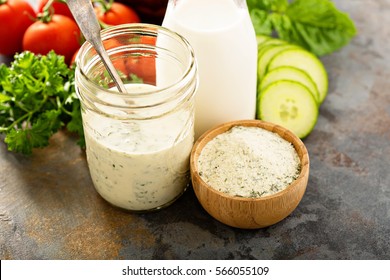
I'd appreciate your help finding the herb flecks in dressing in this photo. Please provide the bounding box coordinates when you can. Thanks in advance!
[83,84,194,211]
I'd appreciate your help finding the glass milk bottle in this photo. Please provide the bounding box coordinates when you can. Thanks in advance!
[75,24,198,212]
[162,0,258,138]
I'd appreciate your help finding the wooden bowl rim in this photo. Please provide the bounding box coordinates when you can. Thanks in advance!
[190,119,309,202]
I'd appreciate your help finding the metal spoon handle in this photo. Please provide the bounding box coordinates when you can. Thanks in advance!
[67,0,127,93]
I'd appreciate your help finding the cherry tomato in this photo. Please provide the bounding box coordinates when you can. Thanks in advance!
[94,2,140,26]
[123,35,156,84]
[72,39,128,80]
[104,36,156,84]
[103,39,129,78]
[70,48,79,66]
[37,0,74,21]
[0,0,36,56]
[124,54,156,85]
[22,14,81,65]
[75,37,156,84]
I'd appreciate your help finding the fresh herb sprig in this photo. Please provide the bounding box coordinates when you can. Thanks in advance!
[247,0,357,56]
[0,51,84,155]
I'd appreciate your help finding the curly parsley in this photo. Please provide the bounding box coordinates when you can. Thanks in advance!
[0,51,84,155]
[247,0,357,56]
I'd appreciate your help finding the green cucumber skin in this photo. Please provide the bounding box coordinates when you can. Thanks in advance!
[258,80,319,139]
[259,66,321,105]
[258,44,300,80]
[255,36,328,138]
[257,38,287,50]
[267,48,328,104]
[256,35,271,45]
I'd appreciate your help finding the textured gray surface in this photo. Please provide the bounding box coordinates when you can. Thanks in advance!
[1,0,390,259]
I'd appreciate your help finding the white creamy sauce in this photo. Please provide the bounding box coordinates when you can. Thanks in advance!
[197,126,301,198]
[83,84,194,211]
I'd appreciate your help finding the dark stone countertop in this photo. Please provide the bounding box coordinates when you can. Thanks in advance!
[1,0,390,260]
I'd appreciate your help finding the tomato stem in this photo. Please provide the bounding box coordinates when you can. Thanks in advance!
[43,0,55,12]
[37,0,56,23]
[93,0,114,14]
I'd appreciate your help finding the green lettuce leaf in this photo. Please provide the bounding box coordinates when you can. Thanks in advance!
[248,0,357,56]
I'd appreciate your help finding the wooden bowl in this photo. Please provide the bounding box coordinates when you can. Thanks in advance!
[190,120,309,229]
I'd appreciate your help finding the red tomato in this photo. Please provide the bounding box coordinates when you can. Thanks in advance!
[70,48,79,66]
[73,37,156,85]
[95,2,140,26]
[22,14,81,65]
[124,54,156,85]
[37,0,74,20]
[102,35,156,84]
[121,35,156,84]
[102,39,129,77]
[0,0,36,56]
[72,39,128,78]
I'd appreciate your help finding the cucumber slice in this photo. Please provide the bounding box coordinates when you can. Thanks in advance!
[256,35,271,45]
[259,66,321,105]
[258,44,299,80]
[258,80,318,138]
[268,48,328,104]
[258,37,286,51]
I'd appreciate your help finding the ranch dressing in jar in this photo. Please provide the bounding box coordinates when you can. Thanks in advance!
[75,24,197,212]
[162,0,258,138]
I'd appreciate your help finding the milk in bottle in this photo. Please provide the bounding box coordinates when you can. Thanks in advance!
[162,0,258,138]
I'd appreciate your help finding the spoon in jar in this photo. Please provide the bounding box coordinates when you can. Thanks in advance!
[67,0,127,93]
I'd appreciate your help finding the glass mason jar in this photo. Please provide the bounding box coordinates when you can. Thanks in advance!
[75,24,198,212]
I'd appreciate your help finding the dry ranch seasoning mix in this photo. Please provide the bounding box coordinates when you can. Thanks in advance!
[197,126,301,198]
